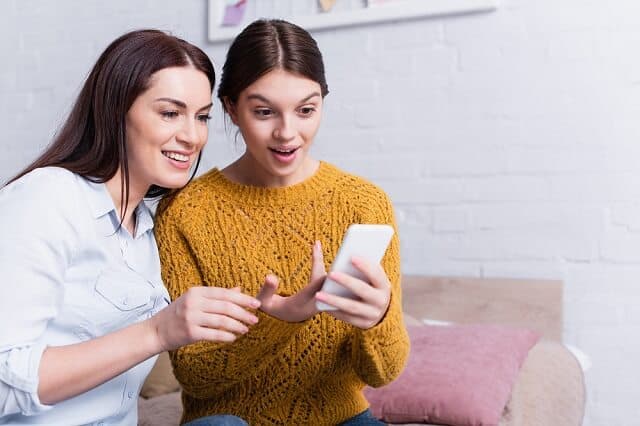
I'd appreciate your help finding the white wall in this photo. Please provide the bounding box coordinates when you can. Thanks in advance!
[2,1,639,424]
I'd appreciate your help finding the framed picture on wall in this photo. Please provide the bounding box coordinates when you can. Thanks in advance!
[207,0,499,43]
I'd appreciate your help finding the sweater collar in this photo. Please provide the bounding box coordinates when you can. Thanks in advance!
[205,161,338,206]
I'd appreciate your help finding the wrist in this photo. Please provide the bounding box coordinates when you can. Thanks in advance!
[142,315,166,354]
[309,304,320,319]
[298,301,319,322]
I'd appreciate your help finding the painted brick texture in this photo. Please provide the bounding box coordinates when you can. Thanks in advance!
[2,1,639,424]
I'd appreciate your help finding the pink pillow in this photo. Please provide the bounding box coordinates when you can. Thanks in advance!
[364,324,540,425]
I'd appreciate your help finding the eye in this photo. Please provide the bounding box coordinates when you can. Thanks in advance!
[298,106,316,117]
[254,108,274,118]
[161,110,179,119]
[197,114,212,123]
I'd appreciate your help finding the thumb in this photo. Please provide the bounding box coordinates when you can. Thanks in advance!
[309,241,327,291]
[256,274,279,302]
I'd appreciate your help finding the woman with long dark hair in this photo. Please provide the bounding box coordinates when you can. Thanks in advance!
[156,20,410,425]
[0,29,259,425]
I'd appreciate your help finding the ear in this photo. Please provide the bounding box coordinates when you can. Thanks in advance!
[223,97,239,126]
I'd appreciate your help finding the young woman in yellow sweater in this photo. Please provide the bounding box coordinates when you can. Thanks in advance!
[155,19,410,426]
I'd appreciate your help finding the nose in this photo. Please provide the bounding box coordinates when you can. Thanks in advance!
[177,118,203,147]
[273,115,295,142]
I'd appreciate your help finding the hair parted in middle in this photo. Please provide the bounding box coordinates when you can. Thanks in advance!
[217,19,329,114]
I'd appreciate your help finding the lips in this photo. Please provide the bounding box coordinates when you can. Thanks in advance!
[268,146,300,164]
[162,150,193,170]
[162,151,189,162]
[268,146,299,156]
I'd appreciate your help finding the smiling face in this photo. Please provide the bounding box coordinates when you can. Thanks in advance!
[225,68,323,187]
[125,66,212,194]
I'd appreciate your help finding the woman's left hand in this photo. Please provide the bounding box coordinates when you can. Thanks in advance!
[314,257,391,329]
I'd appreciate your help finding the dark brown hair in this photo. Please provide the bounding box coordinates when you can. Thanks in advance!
[218,19,328,113]
[7,29,215,215]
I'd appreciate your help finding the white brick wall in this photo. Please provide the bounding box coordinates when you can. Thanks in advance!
[2,0,640,424]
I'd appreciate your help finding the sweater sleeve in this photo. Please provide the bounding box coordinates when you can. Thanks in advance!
[154,201,307,399]
[348,187,410,388]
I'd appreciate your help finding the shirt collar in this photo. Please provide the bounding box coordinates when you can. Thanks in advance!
[82,177,116,219]
[134,201,155,236]
[80,177,155,237]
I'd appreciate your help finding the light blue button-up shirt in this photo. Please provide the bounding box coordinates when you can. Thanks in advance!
[0,167,170,425]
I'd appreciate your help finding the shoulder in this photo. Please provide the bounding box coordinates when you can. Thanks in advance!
[321,162,396,223]
[323,162,392,204]
[156,168,220,225]
[4,166,77,192]
[0,167,83,242]
[1,167,82,207]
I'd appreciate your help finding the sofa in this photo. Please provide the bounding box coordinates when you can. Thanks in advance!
[138,276,586,425]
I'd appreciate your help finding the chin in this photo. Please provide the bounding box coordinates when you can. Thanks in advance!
[271,159,303,173]
[158,175,192,190]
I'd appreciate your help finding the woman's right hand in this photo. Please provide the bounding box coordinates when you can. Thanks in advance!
[149,287,261,352]
[256,241,327,322]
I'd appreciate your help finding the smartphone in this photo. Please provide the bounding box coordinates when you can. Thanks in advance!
[316,224,394,311]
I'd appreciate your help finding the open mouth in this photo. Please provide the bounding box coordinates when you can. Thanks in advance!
[162,151,189,162]
[268,146,299,157]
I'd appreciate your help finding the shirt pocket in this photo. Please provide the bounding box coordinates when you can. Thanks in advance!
[95,269,151,311]
[91,268,153,334]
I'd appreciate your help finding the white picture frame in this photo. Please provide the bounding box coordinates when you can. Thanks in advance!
[208,0,499,43]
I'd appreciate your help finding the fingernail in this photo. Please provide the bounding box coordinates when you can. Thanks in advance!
[250,315,259,324]
[251,300,261,308]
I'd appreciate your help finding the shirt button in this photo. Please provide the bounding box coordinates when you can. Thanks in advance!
[128,391,134,399]
[122,298,128,306]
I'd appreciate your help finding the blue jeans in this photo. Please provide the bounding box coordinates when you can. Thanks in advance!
[339,409,386,425]
[182,410,382,426]
[182,415,248,426]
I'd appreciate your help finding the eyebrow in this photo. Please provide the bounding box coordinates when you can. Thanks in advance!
[154,97,213,111]
[246,92,321,104]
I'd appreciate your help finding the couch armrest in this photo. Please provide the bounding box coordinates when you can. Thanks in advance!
[500,340,586,426]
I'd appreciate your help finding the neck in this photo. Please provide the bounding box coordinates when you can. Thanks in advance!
[105,169,148,234]
[225,155,319,188]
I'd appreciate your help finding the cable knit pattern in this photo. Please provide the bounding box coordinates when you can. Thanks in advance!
[155,161,410,426]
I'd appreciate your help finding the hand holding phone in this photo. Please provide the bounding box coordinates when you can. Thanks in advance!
[316,224,394,311]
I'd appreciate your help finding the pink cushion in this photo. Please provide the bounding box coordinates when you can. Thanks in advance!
[364,324,540,425]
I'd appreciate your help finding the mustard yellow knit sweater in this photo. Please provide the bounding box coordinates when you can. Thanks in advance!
[155,162,410,426]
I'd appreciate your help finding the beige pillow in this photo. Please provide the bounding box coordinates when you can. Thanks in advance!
[140,352,181,399]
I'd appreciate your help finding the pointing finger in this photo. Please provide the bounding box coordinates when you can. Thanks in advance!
[256,274,279,302]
